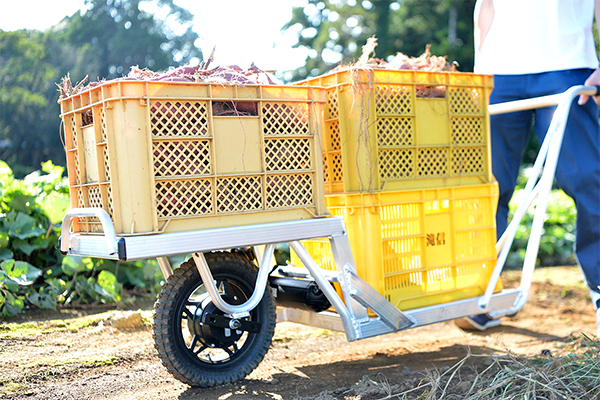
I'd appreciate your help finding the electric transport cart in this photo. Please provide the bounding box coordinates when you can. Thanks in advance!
[58,78,600,387]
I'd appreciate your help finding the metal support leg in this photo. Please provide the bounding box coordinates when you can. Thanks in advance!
[290,236,415,340]
[157,257,172,279]
[329,234,415,330]
[343,264,415,331]
[288,240,358,341]
[329,234,369,322]
[191,245,275,318]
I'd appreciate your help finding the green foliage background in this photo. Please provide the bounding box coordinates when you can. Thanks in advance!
[1,0,202,178]
[504,170,577,269]
[0,161,168,317]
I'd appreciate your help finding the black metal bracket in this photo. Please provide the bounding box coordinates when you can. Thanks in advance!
[203,313,261,333]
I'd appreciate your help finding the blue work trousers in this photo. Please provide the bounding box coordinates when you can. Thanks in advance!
[490,69,600,307]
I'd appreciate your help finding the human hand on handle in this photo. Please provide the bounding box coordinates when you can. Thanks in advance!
[578,67,600,105]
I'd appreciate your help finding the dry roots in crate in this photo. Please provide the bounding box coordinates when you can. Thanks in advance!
[335,36,458,98]
[349,36,457,72]
[56,47,280,100]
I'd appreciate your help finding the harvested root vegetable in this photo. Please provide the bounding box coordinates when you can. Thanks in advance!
[334,36,458,98]
[346,36,457,72]
[56,73,90,99]
[57,47,280,99]
[385,44,456,72]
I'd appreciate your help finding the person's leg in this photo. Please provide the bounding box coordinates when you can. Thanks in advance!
[531,69,600,312]
[489,75,534,237]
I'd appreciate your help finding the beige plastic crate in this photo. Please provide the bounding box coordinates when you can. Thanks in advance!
[59,81,328,235]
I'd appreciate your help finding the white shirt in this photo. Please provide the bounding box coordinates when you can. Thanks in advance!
[474,0,599,74]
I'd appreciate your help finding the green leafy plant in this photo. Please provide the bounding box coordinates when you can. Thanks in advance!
[0,161,165,317]
[505,167,577,269]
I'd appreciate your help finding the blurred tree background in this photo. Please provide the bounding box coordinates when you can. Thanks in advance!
[1,0,202,177]
[283,0,475,81]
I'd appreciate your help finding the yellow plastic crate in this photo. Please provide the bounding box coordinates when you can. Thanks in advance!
[298,68,494,193]
[291,183,501,310]
[58,81,329,235]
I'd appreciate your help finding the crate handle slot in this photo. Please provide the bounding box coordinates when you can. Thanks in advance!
[60,208,118,255]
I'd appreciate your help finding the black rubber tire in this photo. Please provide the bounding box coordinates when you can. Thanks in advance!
[152,252,276,387]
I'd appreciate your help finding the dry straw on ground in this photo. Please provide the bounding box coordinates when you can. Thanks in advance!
[382,334,600,400]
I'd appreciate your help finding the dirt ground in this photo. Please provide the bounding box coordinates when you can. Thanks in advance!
[0,266,597,400]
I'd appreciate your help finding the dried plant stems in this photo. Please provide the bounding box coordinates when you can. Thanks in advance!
[383,334,600,400]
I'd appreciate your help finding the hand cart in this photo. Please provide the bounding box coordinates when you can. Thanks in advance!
[59,85,599,387]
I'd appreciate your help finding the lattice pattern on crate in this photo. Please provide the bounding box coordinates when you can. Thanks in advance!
[380,207,430,293]
[266,174,313,209]
[70,116,78,148]
[452,147,485,175]
[307,241,337,271]
[262,102,310,136]
[106,185,114,217]
[383,237,422,274]
[265,138,312,171]
[76,187,85,208]
[385,270,425,293]
[75,185,106,232]
[217,176,262,213]
[88,185,103,209]
[73,150,81,185]
[326,89,339,119]
[331,153,343,182]
[417,148,449,177]
[323,154,329,182]
[155,179,213,218]
[291,240,336,271]
[323,153,343,186]
[376,85,413,115]
[71,187,86,225]
[328,121,341,151]
[448,87,484,115]
[451,117,484,144]
[379,149,415,179]
[100,107,107,142]
[150,101,210,137]
[152,140,211,177]
[88,186,103,228]
[380,203,422,238]
[103,147,110,182]
[377,118,414,146]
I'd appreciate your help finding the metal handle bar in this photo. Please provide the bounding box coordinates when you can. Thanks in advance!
[60,208,118,255]
[495,84,600,253]
[479,85,599,312]
[488,85,600,115]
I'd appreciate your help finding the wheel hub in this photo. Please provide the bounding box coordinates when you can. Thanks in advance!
[187,295,243,348]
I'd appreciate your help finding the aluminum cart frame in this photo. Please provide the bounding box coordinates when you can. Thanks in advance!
[59,85,599,385]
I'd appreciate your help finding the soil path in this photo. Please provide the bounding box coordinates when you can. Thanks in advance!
[0,266,597,400]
